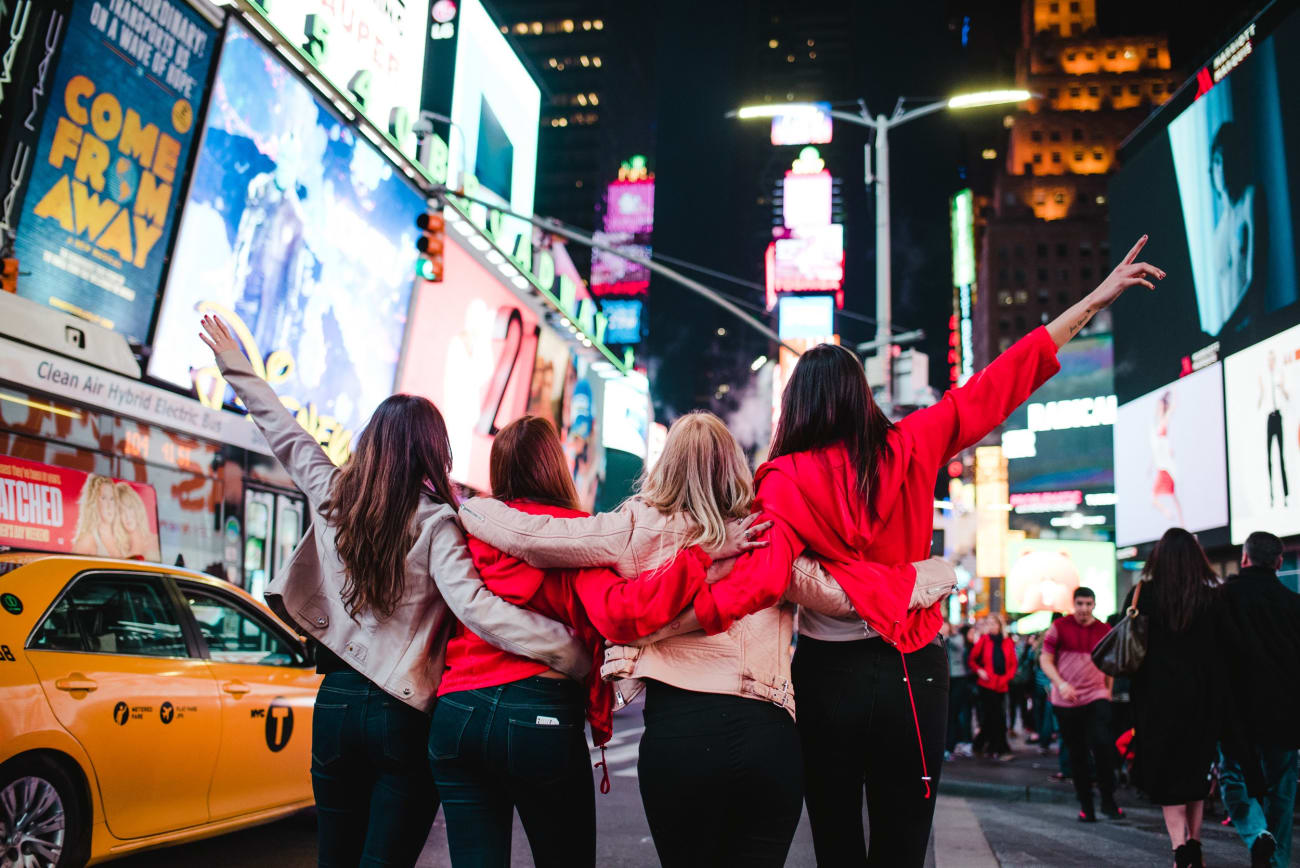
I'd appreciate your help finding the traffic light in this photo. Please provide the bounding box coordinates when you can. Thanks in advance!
[1,257,17,294]
[416,211,445,282]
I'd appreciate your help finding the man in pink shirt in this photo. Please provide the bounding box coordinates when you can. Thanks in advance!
[1040,587,1123,822]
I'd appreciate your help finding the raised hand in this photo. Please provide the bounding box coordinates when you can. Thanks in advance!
[198,314,241,359]
[1090,234,1166,309]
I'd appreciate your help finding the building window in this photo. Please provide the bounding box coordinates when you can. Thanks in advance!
[1056,242,1068,257]
[1085,50,1094,60]
[1000,337,1013,353]
[1093,149,1104,160]
[999,318,1011,333]
[1052,152,1062,163]
[1147,46,1158,59]
[1058,290,1070,305]
[1059,268,1071,281]
[1129,83,1141,95]
[1088,85,1099,97]
[1048,87,1060,99]
[997,247,1010,262]
[1037,267,1049,282]
[1039,290,1050,305]
[1049,130,1061,142]
[1069,86,1081,98]
[998,267,1010,283]
[1054,192,1066,204]
[1153,82,1164,94]
[1111,84,1122,96]
[1071,22,1082,35]
[1036,243,1048,258]
[1074,150,1084,161]
[1014,245,1026,259]
[1031,130,1043,142]
[1080,266,1093,280]
[1033,153,1043,164]
[998,290,1014,306]
[1072,128,1083,141]
[1015,315,1027,332]
[1015,290,1029,304]
[1014,269,1026,287]
[1107,49,1117,59]
[1050,2,1059,12]
[1070,1,1080,10]
[1066,51,1076,62]
[1079,242,1092,257]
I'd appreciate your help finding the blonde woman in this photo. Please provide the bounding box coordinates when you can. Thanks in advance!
[460,411,953,866]
[114,483,161,561]
[71,475,127,558]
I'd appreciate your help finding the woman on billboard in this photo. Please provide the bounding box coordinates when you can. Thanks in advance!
[459,412,952,866]
[198,316,591,868]
[71,475,127,558]
[1150,390,1186,526]
[639,235,1164,867]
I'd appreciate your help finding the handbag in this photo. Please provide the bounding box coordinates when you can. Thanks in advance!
[1091,580,1147,677]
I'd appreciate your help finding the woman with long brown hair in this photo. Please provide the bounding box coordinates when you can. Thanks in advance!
[431,415,729,867]
[458,411,950,865]
[685,236,1165,866]
[200,317,589,868]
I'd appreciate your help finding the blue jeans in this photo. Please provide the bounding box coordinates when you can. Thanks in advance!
[1220,746,1298,868]
[429,676,595,868]
[311,670,438,867]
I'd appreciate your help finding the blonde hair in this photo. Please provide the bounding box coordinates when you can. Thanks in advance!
[73,475,127,554]
[637,411,754,552]
[115,483,151,542]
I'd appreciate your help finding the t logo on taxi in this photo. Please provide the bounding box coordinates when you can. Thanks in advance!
[265,697,293,752]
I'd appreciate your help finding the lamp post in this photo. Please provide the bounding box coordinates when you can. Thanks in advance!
[732,89,1031,405]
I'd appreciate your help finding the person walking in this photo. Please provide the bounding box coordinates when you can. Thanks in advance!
[681,235,1165,865]
[1009,632,1035,738]
[1127,528,1257,868]
[969,616,1016,760]
[944,622,975,758]
[459,412,943,866]
[1039,587,1121,822]
[199,317,590,868]
[1217,531,1300,868]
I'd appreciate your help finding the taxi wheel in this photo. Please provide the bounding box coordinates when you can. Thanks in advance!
[0,755,89,868]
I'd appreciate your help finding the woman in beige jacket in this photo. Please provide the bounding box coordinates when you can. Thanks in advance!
[200,316,589,868]
[459,411,955,866]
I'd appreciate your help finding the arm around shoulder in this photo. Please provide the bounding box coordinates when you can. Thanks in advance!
[458,496,635,569]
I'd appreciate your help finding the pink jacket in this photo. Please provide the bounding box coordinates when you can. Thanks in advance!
[458,497,956,717]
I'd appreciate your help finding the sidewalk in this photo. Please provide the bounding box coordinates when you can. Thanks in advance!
[939,734,1079,805]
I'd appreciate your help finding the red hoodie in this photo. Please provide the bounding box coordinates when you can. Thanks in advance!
[440,500,712,747]
[968,634,1018,692]
[694,327,1061,652]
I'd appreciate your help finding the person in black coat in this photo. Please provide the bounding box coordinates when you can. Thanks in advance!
[1216,531,1300,868]
[1125,528,1261,868]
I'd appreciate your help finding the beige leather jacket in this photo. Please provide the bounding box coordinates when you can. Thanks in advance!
[459,496,956,718]
[216,351,588,712]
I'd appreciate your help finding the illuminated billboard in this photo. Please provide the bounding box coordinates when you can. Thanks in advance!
[601,299,644,344]
[1224,322,1300,542]
[782,170,832,230]
[12,0,216,343]
[778,295,835,340]
[1113,364,1229,547]
[1005,538,1117,620]
[603,179,655,235]
[1110,7,1300,404]
[591,232,651,296]
[149,22,423,452]
[770,226,845,294]
[770,103,833,147]
[602,372,650,458]
[259,0,430,159]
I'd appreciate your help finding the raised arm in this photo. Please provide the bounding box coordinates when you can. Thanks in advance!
[426,512,590,680]
[459,496,636,570]
[1044,235,1164,348]
[201,315,337,507]
[570,546,712,643]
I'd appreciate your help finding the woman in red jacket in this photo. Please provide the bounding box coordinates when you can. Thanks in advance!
[691,236,1164,866]
[969,616,1018,760]
[429,415,729,868]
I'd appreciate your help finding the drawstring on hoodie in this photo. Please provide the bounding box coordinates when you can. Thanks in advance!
[594,746,611,794]
[899,650,933,800]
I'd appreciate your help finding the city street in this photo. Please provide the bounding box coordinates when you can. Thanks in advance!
[111,702,1264,867]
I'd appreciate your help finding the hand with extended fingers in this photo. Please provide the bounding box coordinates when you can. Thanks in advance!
[1090,234,1166,309]
[716,512,773,561]
[198,314,241,359]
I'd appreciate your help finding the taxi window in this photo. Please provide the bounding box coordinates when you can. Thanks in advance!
[30,574,190,658]
[182,586,306,668]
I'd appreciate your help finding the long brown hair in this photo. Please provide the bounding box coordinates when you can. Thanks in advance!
[1141,527,1219,633]
[769,342,894,506]
[490,415,581,511]
[322,394,457,619]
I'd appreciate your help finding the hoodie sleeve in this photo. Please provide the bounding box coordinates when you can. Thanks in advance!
[898,326,1060,471]
[458,497,636,569]
[570,546,712,643]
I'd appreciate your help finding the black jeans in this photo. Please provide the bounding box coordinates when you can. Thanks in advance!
[1267,409,1289,500]
[1054,699,1116,808]
[946,675,973,750]
[793,636,948,868]
[638,680,803,867]
[311,670,438,868]
[974,687,1011,755]
[429,677,594,868]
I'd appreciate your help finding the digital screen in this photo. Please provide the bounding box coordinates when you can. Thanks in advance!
[1005,538,1117,620]
[782,170,832,230]
[601,299,643,345]
[1224,322,1300,542]
[149,22,422,440]
[13,0,216,342]
[1110,9,1300,404]
[523,329,605,510]
[770,103,833,147]
[398,236,539,493]
[770,225,844,293]
[602,374,649,458]
[604,179,655,235]
[591,232,651,296]
[1113,364,1229,546]
[778,295,835,339]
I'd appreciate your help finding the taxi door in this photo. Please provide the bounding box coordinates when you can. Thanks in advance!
[24,570,221,839]
[176,580,320,819]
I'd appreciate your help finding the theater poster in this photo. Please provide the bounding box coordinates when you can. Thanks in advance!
[13,0,216,342]
[0,455,161,560]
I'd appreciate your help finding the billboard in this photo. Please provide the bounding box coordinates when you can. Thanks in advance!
[1224,322,1300,542]
[0,455,160,560]
[603,179,654,235]
[782,169,832,230]
[259,0,430,159]
[602,372,649,458]
[1005,538,1117,620]
[12,0,216,343]
[601,298,643,345]
[591,231,650,296]
[398,235,540,493]
[148,22,423,453]
[777,295,835,340]
[1114,364,1229,546]
[770,225,844,293]
[770,103,833,147]
[1110,8,1300,403]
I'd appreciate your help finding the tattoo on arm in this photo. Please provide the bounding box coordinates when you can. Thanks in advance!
[1068,306,1095,337]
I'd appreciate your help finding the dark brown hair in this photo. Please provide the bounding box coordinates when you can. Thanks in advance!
[322,394,457,620]
[490,415,581,511]
[769,343,894,506]
[1141,527,1219,633]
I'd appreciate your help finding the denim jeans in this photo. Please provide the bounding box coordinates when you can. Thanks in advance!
[311,670,438,868]
[429,676,595,868]
[1220,746,1298,868]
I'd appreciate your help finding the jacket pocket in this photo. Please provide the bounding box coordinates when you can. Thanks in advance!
[506,718,581,782]
[429,697,474,762]
[311,702,348,768]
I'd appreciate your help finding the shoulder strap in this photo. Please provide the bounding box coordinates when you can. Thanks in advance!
[1129,580,1143,614]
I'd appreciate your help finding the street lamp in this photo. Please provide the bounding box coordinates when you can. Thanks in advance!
[731,88,1031,405]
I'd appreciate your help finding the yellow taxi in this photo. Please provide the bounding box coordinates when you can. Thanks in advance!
[0,553,322,867]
